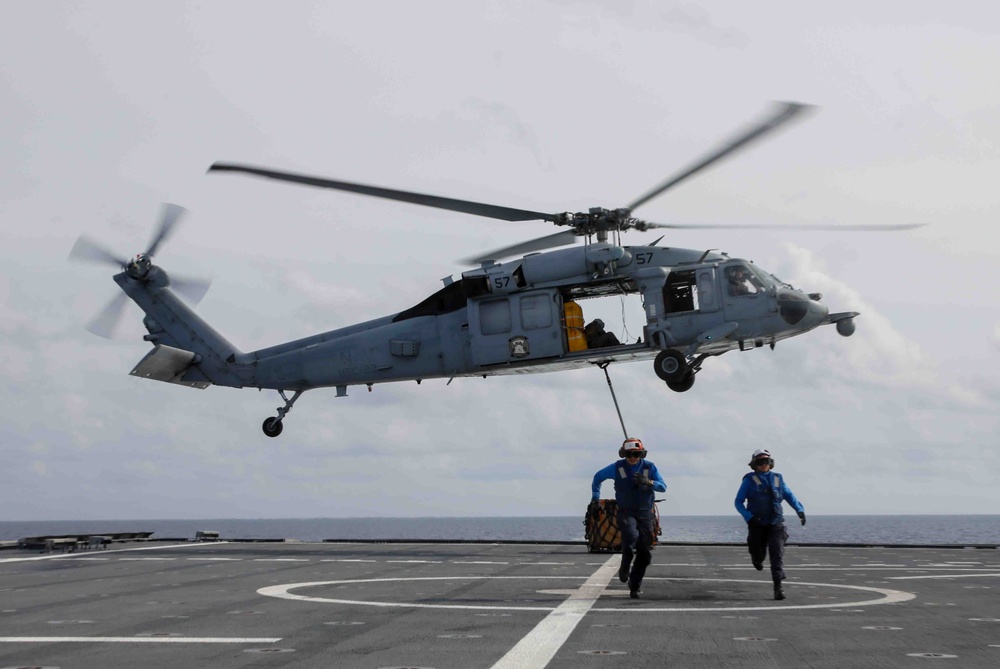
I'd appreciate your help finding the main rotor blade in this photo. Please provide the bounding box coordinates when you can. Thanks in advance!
[461,230,579,265]
[209,162,558,223]
[628,102,815,211]
[69,236,127,267]
[170,274,212,306]
[146,203,186,257]
[637,220,925,231]
[86,293,128,338]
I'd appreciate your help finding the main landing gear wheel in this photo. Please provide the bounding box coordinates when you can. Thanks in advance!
[666,370,696,392]
[654,349,689,382]
[262,417,283,438]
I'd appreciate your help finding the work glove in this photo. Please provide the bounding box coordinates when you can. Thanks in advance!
[798,511,806,526]
[588,500,602,518]
[634,473,654,488]
[747,515,761,525]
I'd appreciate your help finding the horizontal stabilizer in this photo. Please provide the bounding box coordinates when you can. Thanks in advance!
[129,345,211,389]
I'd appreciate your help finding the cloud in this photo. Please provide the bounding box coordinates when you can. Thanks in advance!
[283,269,371,310]
[3,3,1000,521]
[782,244,935,389]
[658,4,753,48]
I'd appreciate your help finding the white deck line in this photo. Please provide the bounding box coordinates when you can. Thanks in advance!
[0,636,280,643]
[0,542,227,563]
[887,572,1000,580]
[488,555,618,669]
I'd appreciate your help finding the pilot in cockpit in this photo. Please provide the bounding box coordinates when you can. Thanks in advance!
[726,266,753,297]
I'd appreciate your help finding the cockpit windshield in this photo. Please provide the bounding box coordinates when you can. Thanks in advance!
[768,273,794,290]
[724,263,769,297]
[746,264,775,289]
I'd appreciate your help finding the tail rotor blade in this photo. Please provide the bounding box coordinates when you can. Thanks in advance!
[85,293,129,338]
[171,274,213,306]
[69,236,127,267]
[145,203,186,257]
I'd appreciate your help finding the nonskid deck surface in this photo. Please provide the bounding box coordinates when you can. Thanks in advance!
[1,542,998,668]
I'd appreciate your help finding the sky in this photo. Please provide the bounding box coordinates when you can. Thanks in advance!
[2,1,998,521]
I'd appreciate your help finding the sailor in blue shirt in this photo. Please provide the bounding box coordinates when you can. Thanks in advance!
[734,448,806,600]
[591,438,667,598]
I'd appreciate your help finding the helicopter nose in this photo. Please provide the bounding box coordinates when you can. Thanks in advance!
[777,289,828,326]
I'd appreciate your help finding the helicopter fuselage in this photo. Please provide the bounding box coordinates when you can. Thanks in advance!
[80,101,904,437]
[119,242,854,399]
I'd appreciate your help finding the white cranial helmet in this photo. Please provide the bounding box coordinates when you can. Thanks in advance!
[619,438,647,458]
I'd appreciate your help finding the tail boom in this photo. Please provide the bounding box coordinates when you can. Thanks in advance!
[116,270,248,388]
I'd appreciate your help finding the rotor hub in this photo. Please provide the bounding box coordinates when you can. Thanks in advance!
[126,253,152,279]
[554,207,649,242]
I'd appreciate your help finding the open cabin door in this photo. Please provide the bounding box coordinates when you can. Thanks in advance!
[468,290,563,366]
[661,267,724,342]
[664,267,721,316]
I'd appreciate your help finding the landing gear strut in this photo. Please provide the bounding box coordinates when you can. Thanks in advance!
[262,389,304,438]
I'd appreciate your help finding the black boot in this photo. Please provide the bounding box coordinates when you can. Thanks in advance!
[618,553,632,583]
[773,579,785,601]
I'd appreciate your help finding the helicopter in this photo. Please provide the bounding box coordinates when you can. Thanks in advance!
[70,102,919,437]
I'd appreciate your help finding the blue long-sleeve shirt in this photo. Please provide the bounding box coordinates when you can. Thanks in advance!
[734,469,804,525]
[592,459,667,511]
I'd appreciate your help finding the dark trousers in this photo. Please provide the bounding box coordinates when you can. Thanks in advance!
[617,508,655,589]
[747,520,788,581]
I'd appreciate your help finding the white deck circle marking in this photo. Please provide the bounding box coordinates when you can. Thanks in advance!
[257,575,914,612]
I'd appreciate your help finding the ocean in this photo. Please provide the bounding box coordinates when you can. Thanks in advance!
[1,515,997,546]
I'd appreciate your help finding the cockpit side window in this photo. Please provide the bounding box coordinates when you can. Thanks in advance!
[724,264,764,297]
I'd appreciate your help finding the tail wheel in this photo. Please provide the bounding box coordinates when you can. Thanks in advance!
[654,349,688,382]
[262,417,283,438]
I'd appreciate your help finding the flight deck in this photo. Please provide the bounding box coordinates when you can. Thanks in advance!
[1,540,998,668]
